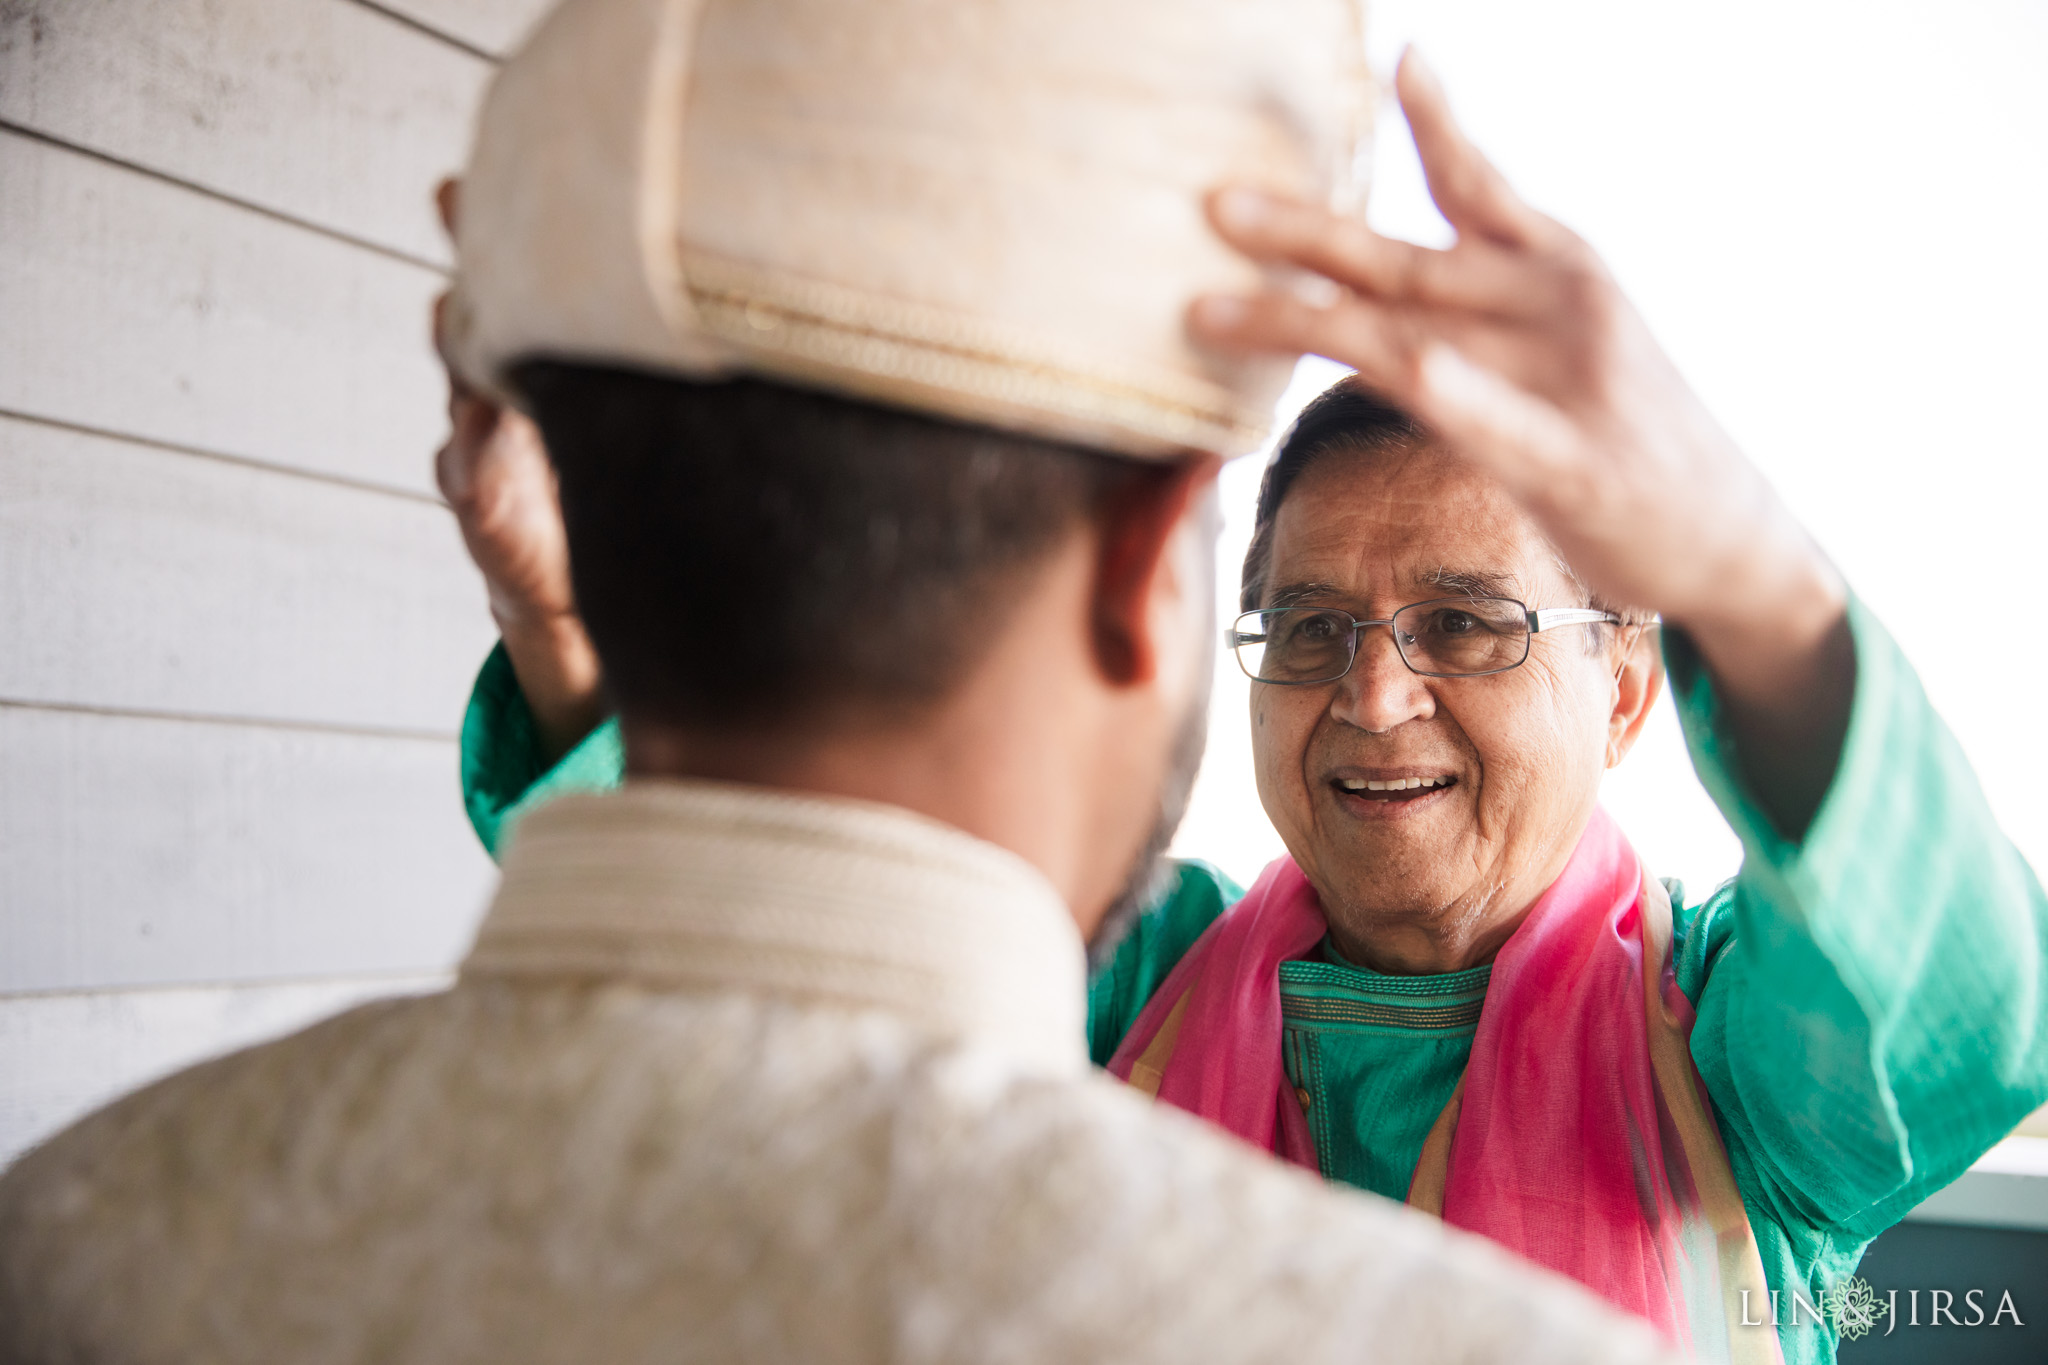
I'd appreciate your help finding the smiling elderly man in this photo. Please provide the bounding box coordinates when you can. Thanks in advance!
[442,56,2048,1365]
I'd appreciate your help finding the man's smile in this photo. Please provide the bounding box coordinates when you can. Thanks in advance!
[1327,768,1460,814]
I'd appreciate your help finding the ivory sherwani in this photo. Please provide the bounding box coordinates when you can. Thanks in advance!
[0,782,1666,1365]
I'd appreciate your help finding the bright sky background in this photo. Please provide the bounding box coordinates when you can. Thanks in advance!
[1170,0,2048,897]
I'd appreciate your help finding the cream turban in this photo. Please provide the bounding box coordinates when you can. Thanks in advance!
[447,0,1371,459]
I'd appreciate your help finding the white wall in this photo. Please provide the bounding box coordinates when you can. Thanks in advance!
[1174,1,2048,909]
[0,0,552,1166]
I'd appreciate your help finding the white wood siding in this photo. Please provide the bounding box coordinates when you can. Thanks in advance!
[0,416,494,732]
[0,0,511,1165]
[0,132,450,497]
[0,0,491,264]
[0,704,492,993]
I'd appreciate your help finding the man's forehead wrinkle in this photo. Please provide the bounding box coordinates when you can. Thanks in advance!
[1268,581,1346,609]
[1264,454,1568,611]
[1420,565,1524,600]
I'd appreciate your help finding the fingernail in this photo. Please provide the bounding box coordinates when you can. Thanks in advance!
[1191,295,1249,331]
[1213,188,1274,233]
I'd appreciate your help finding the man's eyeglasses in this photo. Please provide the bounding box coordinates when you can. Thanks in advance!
[1229,597,1622,684]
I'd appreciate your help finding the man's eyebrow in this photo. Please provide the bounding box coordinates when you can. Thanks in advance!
[1265,581,1346,609]
[1420,566,1523,600]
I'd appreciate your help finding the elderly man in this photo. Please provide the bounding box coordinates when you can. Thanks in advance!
[451,53,2048,1365]
[0,3,1679,1361]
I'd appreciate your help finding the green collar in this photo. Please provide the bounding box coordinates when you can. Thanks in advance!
[1278,942,1491,1033]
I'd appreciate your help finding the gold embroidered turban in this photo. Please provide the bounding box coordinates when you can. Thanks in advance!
[447,0,1371,458]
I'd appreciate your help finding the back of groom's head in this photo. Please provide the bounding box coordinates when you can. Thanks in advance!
[516,360,1210,939]
[515,362,1148,733]
[449,0,1374,926]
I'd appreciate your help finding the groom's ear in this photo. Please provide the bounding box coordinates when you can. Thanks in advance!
[1607,625,1663,768]
[1089,455,1222,688]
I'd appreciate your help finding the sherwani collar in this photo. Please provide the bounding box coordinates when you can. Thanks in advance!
[464,779,1089,1075]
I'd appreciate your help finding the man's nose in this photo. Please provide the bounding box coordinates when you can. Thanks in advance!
[1329,626,1435,734]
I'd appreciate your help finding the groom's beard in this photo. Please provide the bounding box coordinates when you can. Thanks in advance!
[1087,489,1219,976]
[1084,680,1210,975]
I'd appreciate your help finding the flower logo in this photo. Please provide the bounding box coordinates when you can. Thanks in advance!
[1829,1276,1883,1341]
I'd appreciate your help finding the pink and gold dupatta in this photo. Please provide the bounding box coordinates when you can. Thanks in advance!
[1108,810,1782,1363]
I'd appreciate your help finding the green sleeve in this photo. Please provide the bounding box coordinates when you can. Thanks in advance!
[1670,596,2048,1241]
[1086,860,1244,1067]
[460,642,626,860]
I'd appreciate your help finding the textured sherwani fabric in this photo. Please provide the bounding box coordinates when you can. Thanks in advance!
[445,0,1371,458]
[0,782,1672,1365]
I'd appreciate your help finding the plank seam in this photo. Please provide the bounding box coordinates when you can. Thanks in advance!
[0,122,451,276]
[0,696,461,746]
[0,407,449,509]
[0,969,456,1004]
[342,0,502,63]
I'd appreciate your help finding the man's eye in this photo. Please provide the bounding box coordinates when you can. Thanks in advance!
[1435,610,1478,635]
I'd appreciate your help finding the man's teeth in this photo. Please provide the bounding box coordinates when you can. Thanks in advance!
[1338,776,1450,792]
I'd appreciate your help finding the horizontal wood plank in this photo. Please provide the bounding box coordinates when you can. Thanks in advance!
[0,415,498,734]
[0,131,449,497]
[0,972,449,1168]
[0,0,490,265]
[0,705,498,994]
[369,0,555,58]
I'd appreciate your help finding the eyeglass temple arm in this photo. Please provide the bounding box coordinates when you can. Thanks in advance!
[1526,607,1624,634]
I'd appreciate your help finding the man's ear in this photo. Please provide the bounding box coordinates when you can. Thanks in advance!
[1606,624,1663,767]
[1091,455,1223,686]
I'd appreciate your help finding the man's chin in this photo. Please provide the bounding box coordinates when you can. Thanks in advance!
[1311,786,1472,869]
[1300,821,1474,916]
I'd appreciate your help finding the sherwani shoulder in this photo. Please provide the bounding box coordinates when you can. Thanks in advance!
[0,781,1669,1365]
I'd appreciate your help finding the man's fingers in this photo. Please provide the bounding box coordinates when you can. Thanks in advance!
[1204,190,1558,319]
[433,292,457,378]
[436,393,499,506]
[436,178,461,240]
[1190,290,1427,401]
[1396,50,1548,250]
[434,424,472,508]
[1409,344,1582,498]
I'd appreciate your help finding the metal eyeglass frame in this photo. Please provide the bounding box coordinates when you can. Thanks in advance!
[1228,596,1624,683]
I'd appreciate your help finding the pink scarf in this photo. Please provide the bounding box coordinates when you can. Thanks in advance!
[1109,810,1782,1364]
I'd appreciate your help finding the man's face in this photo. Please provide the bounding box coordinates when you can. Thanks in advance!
[1250,443,1627,966]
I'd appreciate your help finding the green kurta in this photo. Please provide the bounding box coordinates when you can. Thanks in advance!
[459,599,2048,1365]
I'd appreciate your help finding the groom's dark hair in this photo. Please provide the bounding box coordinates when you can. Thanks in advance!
[514,361,1149,730]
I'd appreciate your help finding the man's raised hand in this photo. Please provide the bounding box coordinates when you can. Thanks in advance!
[433,180,604,762]
[1189,51,1851,832]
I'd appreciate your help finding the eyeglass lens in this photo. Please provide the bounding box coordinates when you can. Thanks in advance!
[1232,599,1532,682]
